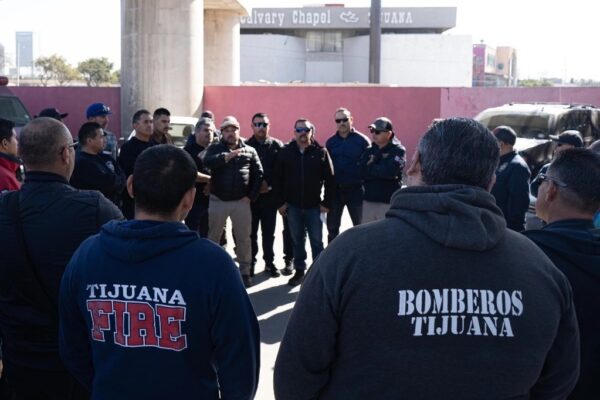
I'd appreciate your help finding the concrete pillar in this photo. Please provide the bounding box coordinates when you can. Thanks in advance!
[121,0,204,135]
[204,9,241,85]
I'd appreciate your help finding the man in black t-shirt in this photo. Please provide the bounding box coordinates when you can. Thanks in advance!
[71,122,126,206]
[183,117,213,237]
[117,109,153,219]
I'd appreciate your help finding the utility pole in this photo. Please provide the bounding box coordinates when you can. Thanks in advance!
[369,0,381,84]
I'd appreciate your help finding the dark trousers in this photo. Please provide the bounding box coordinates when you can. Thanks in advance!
[282,215,293,263]
[185,193,209,237]
[251,199,277,266]
[326,185,363,243]
[2,362,88,400]
[287,205,323,270]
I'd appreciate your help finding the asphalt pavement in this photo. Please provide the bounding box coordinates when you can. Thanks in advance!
[223,210,353,400]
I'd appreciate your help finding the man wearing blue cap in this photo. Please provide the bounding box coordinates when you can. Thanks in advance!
[86,102,118,159]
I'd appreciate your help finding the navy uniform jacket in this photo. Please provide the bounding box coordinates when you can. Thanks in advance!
[70,150,126,205]
[326,129,370,186]
[359,140,406,203]
[491,151,531,231]
[0,171,123,370]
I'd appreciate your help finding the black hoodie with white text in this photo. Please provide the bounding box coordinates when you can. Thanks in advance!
[275,184,579,400]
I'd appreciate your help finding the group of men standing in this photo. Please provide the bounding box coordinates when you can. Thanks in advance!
[0,105,598,400]
[172,107,406,288]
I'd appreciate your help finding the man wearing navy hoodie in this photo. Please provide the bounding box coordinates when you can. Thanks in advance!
[275,118,580,400]
[59,145,260,399]
[524,148,600,399]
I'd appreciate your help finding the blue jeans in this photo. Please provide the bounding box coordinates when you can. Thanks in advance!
[327,185,363,243]
[286,205,324,270]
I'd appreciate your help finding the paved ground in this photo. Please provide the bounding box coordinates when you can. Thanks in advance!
[223,211,353,400]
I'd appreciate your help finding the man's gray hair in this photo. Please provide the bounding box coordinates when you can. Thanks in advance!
[195,117,215,131]
[18,117,71,168]
[417,118,500,189]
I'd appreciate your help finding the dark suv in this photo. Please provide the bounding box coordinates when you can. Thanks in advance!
[475,103,600,175]
[0,76,32,133]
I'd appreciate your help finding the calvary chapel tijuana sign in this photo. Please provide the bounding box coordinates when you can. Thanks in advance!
[240,7,456,30]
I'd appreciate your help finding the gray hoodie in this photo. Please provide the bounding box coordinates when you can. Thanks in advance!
[275,184,579,400]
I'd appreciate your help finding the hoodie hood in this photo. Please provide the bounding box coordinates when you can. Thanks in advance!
[524,219,600,279]
[387,184,506,251]
[99,219,198,263]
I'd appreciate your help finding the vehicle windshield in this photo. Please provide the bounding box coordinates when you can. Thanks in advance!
[0,96,31,126]
[170,123,194,147]
[478,114,552,139]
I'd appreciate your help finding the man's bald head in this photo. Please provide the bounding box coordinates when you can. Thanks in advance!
[19,117,73,176]
[19,117,74,170]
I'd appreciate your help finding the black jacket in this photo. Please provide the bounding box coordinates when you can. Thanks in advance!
[203,140,263,201]
[0,171,123,370]
[183,140,209,207]
[70,150,126,205]
[245,136,284,187]
[117,137,151,219]
[275,185,580,400]
[246,136,284,207]
[359,140,406,203]
[273,140,335,210]
[491,151,531,231]
[524,219,600,400]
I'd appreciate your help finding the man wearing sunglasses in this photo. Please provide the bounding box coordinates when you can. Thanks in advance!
[325,107,370,243]
[530,130,584,198]
[245,113,290,278]
[524,148,600,399]
[273,119,334,286]
[359,117,406,222]
[490,125,531,231]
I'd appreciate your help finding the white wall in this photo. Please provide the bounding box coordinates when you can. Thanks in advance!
[241,35,305,83]
[344,34,472,86]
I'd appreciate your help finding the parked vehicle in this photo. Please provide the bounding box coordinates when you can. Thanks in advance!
[475,103,600,176]
[126,116,197,147]
[0,76,32,133]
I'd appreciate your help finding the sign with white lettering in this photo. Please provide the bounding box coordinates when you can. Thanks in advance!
[240,7,456,31]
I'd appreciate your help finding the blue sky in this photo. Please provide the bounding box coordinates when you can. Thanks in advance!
[1,0,598,81]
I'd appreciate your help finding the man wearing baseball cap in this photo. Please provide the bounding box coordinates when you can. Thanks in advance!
[490,125,531,231]
[359,117,406,222]
[203,116,264,288]
[86,102,118,159]
[531,130,584,198]
[36,107,68,121]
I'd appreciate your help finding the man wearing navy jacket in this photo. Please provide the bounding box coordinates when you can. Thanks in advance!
[325,107,369,242]
[524,148,600,399]
[59,145,260,400]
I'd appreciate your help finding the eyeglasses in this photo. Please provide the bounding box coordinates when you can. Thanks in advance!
[369,127,386,135]
[59,142,77,154]
[253,122,269,128]
[295,127,311,133]
[335,118,349,124]
[538,173,568,188]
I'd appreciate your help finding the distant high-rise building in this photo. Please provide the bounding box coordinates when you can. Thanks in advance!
[16,31,34,77]
[0,43,5,74]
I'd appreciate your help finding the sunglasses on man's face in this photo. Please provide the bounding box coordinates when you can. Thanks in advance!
[335,117,349,124]
[295,127,311,133]
[369,127,386,135]
[253,122,269,128]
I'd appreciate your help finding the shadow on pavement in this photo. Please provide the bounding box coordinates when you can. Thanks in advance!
[248,282,298,316]
[249,284,298,345]
[258,308,294,344]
